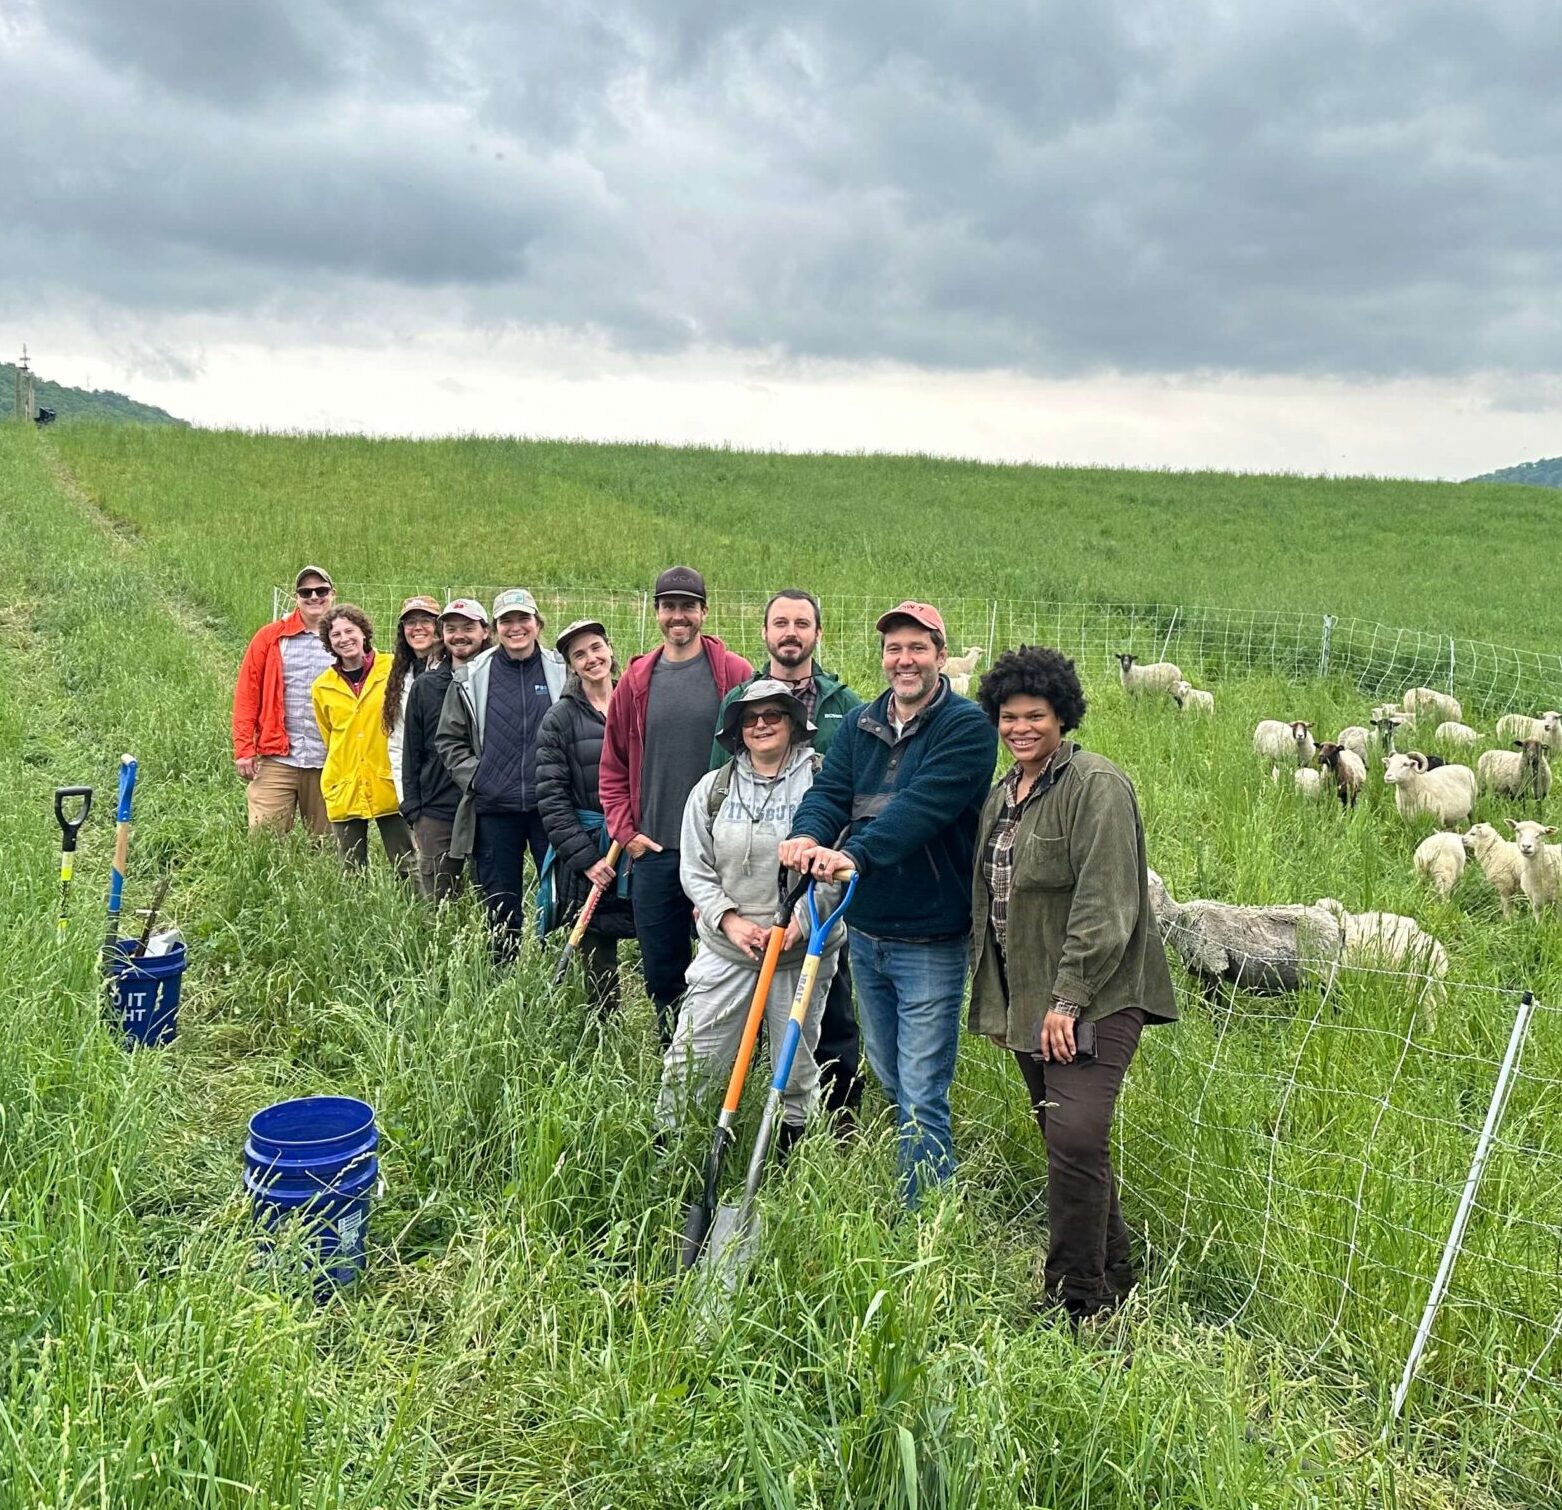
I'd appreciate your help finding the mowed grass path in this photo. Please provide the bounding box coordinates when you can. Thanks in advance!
[4,423,1559,1507]
[47,423,1560,650]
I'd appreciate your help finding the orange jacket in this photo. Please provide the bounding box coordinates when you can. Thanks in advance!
[232,611,312,761]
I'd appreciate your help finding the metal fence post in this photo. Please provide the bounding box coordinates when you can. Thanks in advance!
[1320,614,1336,677]
[637,591,649,653]
[986,599,999,657]
[1448,637,1457,696]
[271,585,281,622]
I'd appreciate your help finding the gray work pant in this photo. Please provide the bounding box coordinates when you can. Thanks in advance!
[656,943,839,1132]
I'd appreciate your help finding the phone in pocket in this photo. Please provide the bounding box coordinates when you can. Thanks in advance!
[1071,1018,1096,1063]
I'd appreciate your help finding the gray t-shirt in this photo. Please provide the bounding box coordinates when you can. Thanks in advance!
[640,650,720,850]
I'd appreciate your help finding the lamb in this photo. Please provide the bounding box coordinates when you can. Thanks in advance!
[1495,711,1562,749]
[1403,687,1463,724]
[1146,870,1344,995]
[1477,740,1553,803]
[1315,742,1367,807]
[1314,898,1451,981]
[1336,726,1370,760]
[1461,823,1525,916]
[1369,709,1411,754]
[1507,819,1562,913]
[1293,767,1322,799]
[1117,653,1182,696]
[949,673,973,697]
[1253,719,1315,765]
[1382,751,1478,828]
[1413,832,1466,898]
[1169,679,1215,714]
[944,646,984,679]
[1433,721,1481,749]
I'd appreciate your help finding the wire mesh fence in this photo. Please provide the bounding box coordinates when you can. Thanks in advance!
[274,582,1562,721]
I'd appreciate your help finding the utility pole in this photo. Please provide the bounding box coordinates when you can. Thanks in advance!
[13,345,36,422]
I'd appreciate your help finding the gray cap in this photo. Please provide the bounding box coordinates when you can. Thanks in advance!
[654,565,707,603]
[715,678,816,754]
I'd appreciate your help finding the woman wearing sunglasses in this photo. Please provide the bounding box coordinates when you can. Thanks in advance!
[656,680,842,1152]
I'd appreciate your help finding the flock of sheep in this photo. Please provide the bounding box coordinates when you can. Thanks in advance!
[1113,652,1562,1006]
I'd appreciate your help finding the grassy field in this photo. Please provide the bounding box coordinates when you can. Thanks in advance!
[3,421,1559,1508]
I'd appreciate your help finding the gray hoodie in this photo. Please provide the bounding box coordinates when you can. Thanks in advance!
[680,744,844,966]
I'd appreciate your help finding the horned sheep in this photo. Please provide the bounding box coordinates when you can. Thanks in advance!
[1382,751,1477,828]
[1169,679,1215,714]
[1413,832,1466,898]
[1461,823,1525,916]
[1117,653,1183,696]
[1508,820,1562,914]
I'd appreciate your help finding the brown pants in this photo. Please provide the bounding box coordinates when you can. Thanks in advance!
[334,815,416,874]
[413,816,466,901]
[246,758,329,838]
[1013,1007,1145,1318]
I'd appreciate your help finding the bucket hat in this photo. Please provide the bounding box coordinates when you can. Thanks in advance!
[715,679,817,754]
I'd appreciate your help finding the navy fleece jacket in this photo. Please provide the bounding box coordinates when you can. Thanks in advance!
[788,678,998,940]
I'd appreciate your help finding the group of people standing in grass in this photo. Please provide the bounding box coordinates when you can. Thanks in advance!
[232,562,1176,1326]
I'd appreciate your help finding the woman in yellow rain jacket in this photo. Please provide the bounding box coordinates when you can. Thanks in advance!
[311,605,416,874]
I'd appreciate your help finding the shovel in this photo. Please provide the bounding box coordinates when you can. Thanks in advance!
[680,866,811,1268]
[697,873,857,1302]
[551,839,625,986]
[102,755,137,964]
[53,786,93,936]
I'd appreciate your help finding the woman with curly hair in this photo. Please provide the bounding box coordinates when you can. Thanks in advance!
[311,604,416,873]
[968,645,1176,1326]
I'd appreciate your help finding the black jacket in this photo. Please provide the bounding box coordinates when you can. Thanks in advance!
[535,679,635,938]
[401,662,460,825]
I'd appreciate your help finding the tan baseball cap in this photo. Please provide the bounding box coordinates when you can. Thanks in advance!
[492,587,540,620]
[398,595,440,620]
[294,565,334,589]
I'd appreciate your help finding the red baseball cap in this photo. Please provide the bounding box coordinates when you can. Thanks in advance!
[875,600,946,637]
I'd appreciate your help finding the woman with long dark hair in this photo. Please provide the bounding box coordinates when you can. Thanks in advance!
[384,595,441,810]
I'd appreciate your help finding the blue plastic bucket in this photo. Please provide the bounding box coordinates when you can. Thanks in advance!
[106,939,187,1047]
[244,1095,379,1289]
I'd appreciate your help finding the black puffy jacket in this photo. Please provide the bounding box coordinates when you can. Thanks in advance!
[401,662,460,824]
[535,680,635,938]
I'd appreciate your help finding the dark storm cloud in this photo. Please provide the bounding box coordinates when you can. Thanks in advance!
[4,0,1560,378]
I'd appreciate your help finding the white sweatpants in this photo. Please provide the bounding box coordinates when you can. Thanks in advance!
[657,943,840,1131]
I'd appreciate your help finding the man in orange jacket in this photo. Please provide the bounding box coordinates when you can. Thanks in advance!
[231,565,337,836]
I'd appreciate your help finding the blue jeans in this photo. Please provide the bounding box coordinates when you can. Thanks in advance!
[848,928,968,1203]
[630,848,694,1047]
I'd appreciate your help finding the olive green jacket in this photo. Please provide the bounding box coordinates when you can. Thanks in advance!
[968,742,1177,1052]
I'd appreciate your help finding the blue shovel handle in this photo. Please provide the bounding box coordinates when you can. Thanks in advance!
[768,873,858,1095]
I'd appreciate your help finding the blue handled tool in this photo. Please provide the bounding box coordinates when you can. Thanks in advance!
[103,755,137,963]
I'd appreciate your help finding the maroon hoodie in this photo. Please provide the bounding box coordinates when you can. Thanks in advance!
[599,634,753,845]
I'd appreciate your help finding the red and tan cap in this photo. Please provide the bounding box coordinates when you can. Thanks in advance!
[398,595,440,620]
[875,600,946,637]
[440,597,490,624]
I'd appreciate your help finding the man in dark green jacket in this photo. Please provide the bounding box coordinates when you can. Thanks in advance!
[712,589,866,1121]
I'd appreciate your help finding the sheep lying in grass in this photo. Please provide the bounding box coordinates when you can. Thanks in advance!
[1117,653,1182,696]
[1336,725,1370,760]
[1477,740,1553,803]
[1314,898,1450,981]
[1414,832,1466,898]
[1433,721,1481,749]
[1403,687,1462,724]
[1495,710,1562,749]
[1254,719,1315,765]
[1146,870,1343,995]
[1169,679,1214,714]
[1462,823,1524,916]
[1382,751,1477,828]
[1316,742,1366,807]
[1507,820,1562,913]
[944,646,984,678]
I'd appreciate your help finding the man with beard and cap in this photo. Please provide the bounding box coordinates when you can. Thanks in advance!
[711,589,866,1127]
[401,598,490,900]
[599,566,753,1047]
[780,600,998,1205]
[232,565,337,837]
[436,588,566,958]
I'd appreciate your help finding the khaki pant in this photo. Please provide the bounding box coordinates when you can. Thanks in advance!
[414,815,467,901]
[246,758,329,838]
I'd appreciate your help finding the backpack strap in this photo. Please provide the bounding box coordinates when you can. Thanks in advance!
[706,750,822,820]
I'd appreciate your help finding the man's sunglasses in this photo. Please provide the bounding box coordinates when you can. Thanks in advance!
[740,708,788,728]
[296,586,333,599]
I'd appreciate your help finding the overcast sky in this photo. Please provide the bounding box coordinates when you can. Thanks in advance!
[3,0,1559,477]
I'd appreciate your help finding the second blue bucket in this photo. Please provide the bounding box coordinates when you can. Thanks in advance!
[244,1095,378,1289]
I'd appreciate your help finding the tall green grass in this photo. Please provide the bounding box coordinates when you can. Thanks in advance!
[2,422,1557,1507]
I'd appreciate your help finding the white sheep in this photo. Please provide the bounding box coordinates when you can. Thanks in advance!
[1382,751,1478,828]
[1315,742,1366,807]
[1462,823,1525,917]
[1254,719,1315,765]
[1433,721,1481,749]
[1477,740,1553,802]
[1117,653,1183,696]
[1336,726,1370,760]
[949,672,972,697]
[1507,819,1562,913]
[1495,711,1562,749]
[1293,767,1322,799]
[1413,832,1466,898]
[1314,898,1451,980]
[1169,679,1215,714]
[944,646,984,678]
[1403,687,1463,724]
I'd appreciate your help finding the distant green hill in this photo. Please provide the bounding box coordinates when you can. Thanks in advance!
[1,363,185,426]
[1468,455,1562,488]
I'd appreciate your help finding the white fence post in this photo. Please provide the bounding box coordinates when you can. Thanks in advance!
[1320,614,1337,677]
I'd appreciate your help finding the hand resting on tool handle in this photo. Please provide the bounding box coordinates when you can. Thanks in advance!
[776,836,856,882]
[584,855,618,887]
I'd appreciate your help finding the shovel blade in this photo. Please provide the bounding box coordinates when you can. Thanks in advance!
[701,1202,760,1299]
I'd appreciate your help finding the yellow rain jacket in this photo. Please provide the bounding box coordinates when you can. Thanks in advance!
[311,654,400,822]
